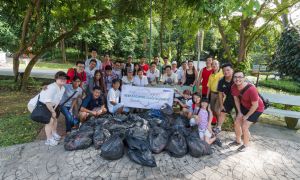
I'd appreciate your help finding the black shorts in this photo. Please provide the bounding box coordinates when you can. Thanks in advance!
[221,98,237,114]
[241,105,263,123]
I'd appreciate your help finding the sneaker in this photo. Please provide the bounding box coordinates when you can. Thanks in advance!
[228,141,241,146]
[237,145,248,152]
[213,127,221,135]
[45,138,58,146]
[52,133,61,141]
[214,138,222,147]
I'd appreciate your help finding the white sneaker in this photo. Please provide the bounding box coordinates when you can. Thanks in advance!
[52,133,61,141]
[45,138,58,146]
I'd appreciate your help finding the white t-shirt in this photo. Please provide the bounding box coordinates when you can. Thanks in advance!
[133,76,148,87]
[85,66,96,81]
[28,82,65,112]
[122,76,134,85]
[146,69,160,82]
[107,88,121,112]
[161,73,178,85]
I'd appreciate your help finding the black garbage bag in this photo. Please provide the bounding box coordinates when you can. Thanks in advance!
[79,123,94,135]
[148,126,169,154]
[100,135,124,160]
[64,133,93,151]
[127,148,157,167]
[186,131,213,157]
[93,126,111,149]
[112,114,128,122]
[108,124,128,139]
[166,130,187,158]
[126,129,157,167]
[160,103,173,115]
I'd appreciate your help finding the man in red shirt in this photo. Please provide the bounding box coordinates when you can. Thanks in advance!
[139,56,149,75]
[230,71,264,152]
[66,61,87,86]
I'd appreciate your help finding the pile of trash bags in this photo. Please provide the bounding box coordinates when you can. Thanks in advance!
[64,104,213,167]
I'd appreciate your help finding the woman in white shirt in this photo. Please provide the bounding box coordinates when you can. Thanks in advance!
[121,68,134,85]
[28,71,67,146]
[133,68,148,87]
[146,62,160,85]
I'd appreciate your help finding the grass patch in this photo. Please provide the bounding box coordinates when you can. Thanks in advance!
[272,103,300,112]
[0,79,43,147]
[222,115,234,131]
[20,62,73,70]
[259,79,300,94]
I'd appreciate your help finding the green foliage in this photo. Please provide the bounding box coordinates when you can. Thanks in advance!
[271,27,300,81]
[0,114,42,147]
[259,79,300,94]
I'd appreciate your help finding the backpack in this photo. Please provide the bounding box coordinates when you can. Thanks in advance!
[239,84,269,110]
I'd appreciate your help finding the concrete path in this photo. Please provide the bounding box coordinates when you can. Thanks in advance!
[0,66,58,79]
[1,125,300,180]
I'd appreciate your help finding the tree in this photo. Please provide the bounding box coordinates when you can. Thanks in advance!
[0,0,148,90]
[271,27,300,81]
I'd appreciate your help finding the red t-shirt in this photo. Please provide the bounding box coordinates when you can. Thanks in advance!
[66,68,87,84]
[140,64,149,75]
[231,83,264,112]
[201,67,213,95]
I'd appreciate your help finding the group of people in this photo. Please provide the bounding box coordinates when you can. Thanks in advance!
[28,48,264,152]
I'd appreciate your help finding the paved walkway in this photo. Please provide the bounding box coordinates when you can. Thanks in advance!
[1,128,300,180]
[0,66,58,79]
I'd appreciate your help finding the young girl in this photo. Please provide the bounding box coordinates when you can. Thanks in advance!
[174,89,193,117]
[190,97,222,146]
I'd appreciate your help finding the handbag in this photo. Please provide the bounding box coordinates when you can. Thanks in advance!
[30,95,52,124]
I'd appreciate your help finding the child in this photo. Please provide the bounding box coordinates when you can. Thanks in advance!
[107,79,129,114]
[190,97,222,147]
[174,89,193,117]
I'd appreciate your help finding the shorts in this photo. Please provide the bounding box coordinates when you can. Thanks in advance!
[109,103,130,114]
[240,105,263,123]
[221,98,237,114]
[199,129,212,139]
[209,92,220,114]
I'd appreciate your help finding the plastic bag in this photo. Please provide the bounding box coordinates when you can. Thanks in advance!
[127,148,157,167]
[186,131,212,157]
[148,126,169,154]
[64,133,93,151]
[126,129,157,167]
[100,135,124,160]
[166,131,187,158]
[93,126,111,149]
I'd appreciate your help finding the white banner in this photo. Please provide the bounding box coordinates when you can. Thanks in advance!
[121,85,174,109]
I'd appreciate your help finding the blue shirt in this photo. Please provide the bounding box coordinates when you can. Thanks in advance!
[81,94,104,110]
[60,84,82,107]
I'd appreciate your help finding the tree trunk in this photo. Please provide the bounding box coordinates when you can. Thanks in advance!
[61,38,66,63]
[159,0,166,56]
[238,19,247,62]
[281,14,289,29]
[20,54,41,91]
[217,21,233,62]
[13,54,20,82]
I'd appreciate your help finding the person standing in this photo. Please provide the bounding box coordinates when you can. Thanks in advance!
[104,65,118,92]
[85,59,97,84]
[28,71,67,146]
[171,61,178,74]
[153,56,162,74]
[199,56,213,96]
[85,47,102,70]
[139,56,149,75]
[177,61,188,85]
[214,63,235,134]
[230,71,264,151]
[113,60,123,79]
[125,55,134,71]
[102,53,113,70]
[182,60,198,87]
[207,60,223,121]
[66,61,87,85]
[60,76,83,133]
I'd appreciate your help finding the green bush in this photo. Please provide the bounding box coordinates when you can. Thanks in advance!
[271,27,300,81]
[42,48,84,63]
[259,79,300,94]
